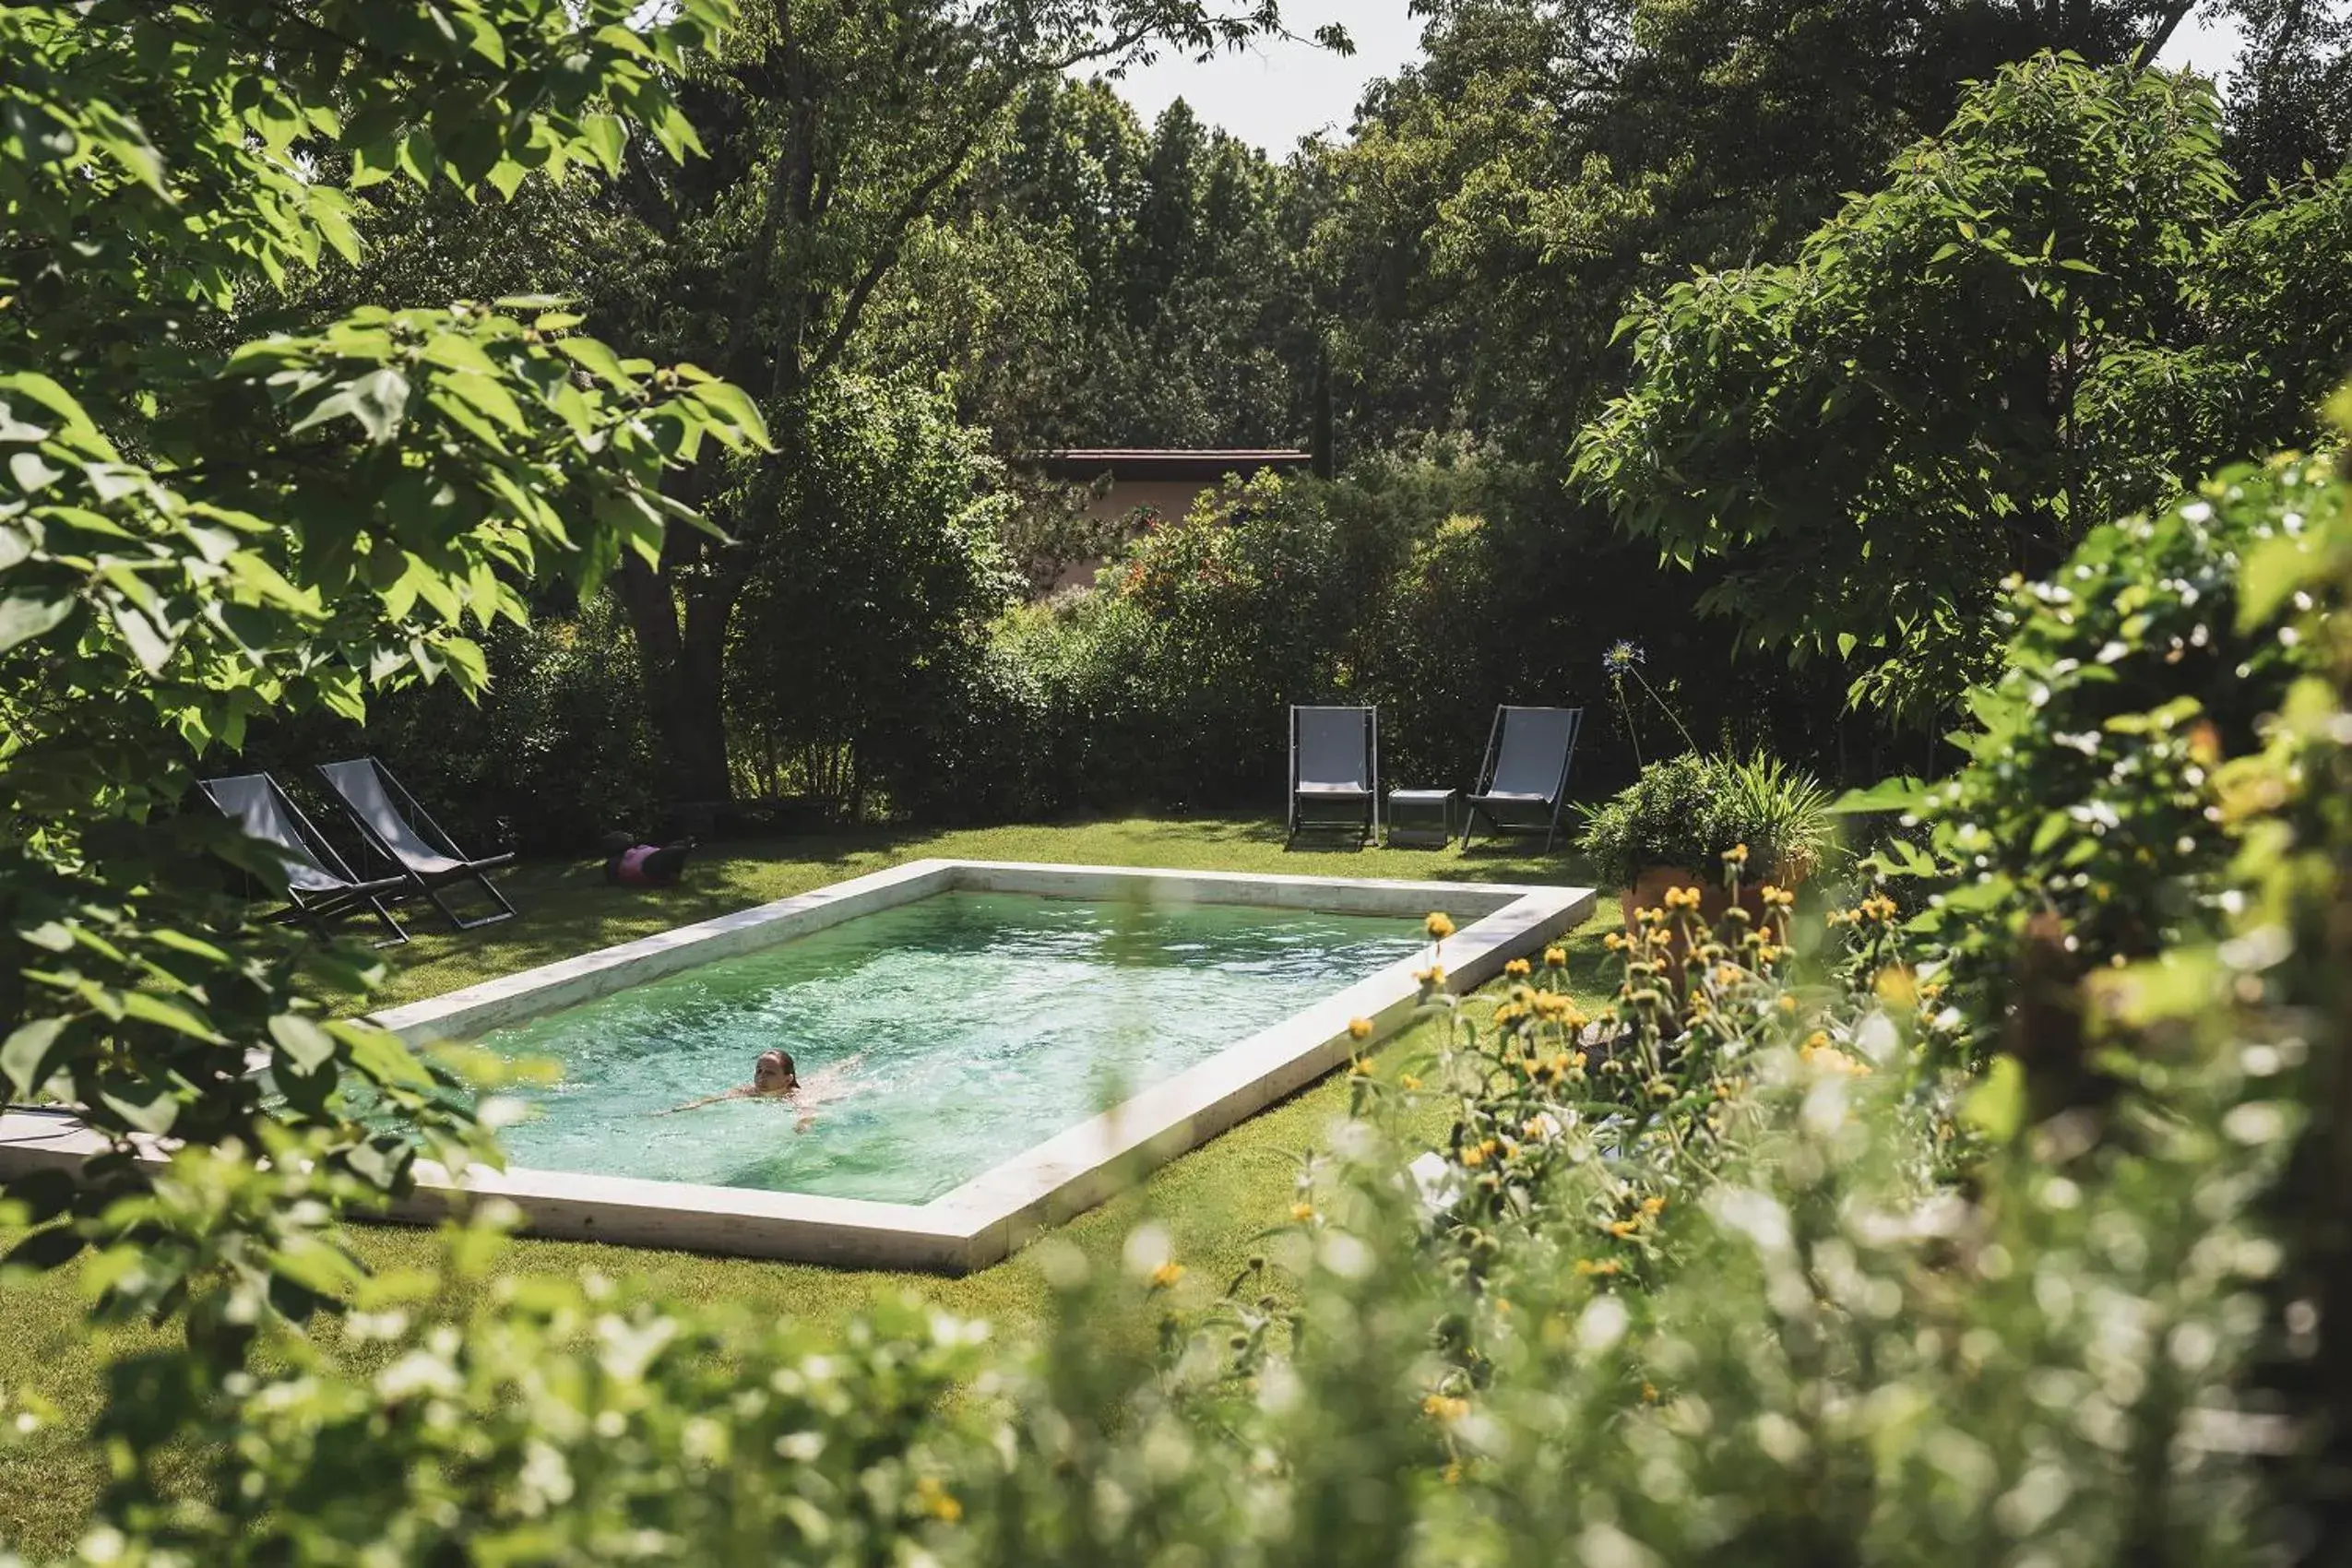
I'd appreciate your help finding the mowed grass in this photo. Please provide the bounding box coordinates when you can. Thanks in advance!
[0,816,1610,1554]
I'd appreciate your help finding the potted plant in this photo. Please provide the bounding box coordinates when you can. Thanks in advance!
[1574,751,1835,932]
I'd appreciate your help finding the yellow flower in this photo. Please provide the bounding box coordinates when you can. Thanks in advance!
[1149,1260,1186,1289]
[1398,1073,1423,1091]
[1461,1144,1486,1168]
[1604,931,1628,952]
[1607,1219,1638,1238]
[1874,967,1918,1006]
[1504,956,1532,978]
[1290,1201,1316,1222]
[1722,842,1750,865]
[1425,912,1456,940]
[1544,946,1567,968]
[1443,1460,1464,1485]
[1640,1195,1667,1217]
[913,1477,962,1523]
[1776,994,1798,1015]
[1642,1383,1659,1404]
[1801,1039,1871,1077]
[1349,1057,1372,1077]
[1415,964,1448,988]
[1575,1258,1622,1277]
[1422,1393,1470,1421]
[1348,1016,1373,1040]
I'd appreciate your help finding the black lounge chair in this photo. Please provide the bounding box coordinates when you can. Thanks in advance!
[1288,704,1378,848]
[199,772,410,944]
[1461,705,1585,852]
[315,756,517,931]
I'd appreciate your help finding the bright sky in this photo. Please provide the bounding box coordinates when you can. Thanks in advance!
[1104,2,2251,153]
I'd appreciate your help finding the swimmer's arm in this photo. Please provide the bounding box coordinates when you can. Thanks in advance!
[657,1086,749,1115]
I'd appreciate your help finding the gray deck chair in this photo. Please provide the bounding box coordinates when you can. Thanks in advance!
[1288,705,1378,848]
[1461,705,1585,852]
[315,757,517,931]
[199,773,410,944]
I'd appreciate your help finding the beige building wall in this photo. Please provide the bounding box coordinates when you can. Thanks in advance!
[1046,479,1219,593]
[1080,477,1213,526]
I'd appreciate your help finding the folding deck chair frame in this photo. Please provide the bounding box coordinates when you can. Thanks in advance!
[1287,704,1379,849]
[1460,705,1586,853]
[198,772,410,944]
[316,756,517,932]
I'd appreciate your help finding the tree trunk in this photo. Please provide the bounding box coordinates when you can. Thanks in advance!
[615,554,736,804]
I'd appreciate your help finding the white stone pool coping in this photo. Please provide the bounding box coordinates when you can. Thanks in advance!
[0,859,1592,1273]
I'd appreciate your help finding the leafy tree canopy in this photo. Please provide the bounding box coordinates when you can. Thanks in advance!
[1576,54,2351,726]
[0,0,763,1310]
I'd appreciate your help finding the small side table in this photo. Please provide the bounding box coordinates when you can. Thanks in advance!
[1386,788,1457,848]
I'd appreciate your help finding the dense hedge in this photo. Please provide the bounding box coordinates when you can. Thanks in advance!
[913,455,1854,826]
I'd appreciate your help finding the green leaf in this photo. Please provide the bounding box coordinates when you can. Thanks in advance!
[685,381,770,446]
[0,593,74,655]
[436,370,529,434]
[0,1018,69,1098]
[121,992,225,1043]
[2029,812,2071,856]
[1827,777,1928,815]
[1961,1053,2026,1143]
[0,374,100,438]
[580,113,627,172]
[267,1015,338,1074]
[344,367,413,443]
[2237,534,2319,631]
[98,1085,182,1136]
[107,599,175,674]
[7,450,65,493]
[553,336,634,387]
[348,1027,434,1091]
[271,1234,365,1301]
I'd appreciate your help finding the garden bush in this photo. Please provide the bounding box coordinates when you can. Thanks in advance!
[1851,441,2348,1074]
[1574,751,1835,888]
[956,450,1848,823]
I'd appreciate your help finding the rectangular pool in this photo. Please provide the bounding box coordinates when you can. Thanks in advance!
[0,860,1594,1271]
[475,890,1426,1205]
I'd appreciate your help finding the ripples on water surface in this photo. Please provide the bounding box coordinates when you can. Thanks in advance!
[473,891,1424,1204]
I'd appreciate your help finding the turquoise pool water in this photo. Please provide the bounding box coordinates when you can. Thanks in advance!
[474,891,1424,1204]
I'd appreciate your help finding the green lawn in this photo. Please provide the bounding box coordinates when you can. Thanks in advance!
[0,816,1609,1554]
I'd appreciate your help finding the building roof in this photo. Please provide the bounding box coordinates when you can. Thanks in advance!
[1020,448,1315,481]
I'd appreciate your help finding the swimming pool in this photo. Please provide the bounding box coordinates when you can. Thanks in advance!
[473,890,1428,1205]
[0,860,1595,1269]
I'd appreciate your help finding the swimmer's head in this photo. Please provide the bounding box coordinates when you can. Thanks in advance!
[753,1050,797,1092]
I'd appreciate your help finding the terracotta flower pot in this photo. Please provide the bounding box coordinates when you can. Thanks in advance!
[1618,863,1803,985]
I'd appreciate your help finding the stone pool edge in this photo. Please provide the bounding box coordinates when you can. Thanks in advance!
[0,861,1595,1275]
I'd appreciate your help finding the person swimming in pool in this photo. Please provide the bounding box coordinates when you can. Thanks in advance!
[662,1049,797,1113]
[660,1049,863,1123]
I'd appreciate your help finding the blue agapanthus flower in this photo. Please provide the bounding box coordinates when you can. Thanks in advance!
[1601,640,1645,677]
